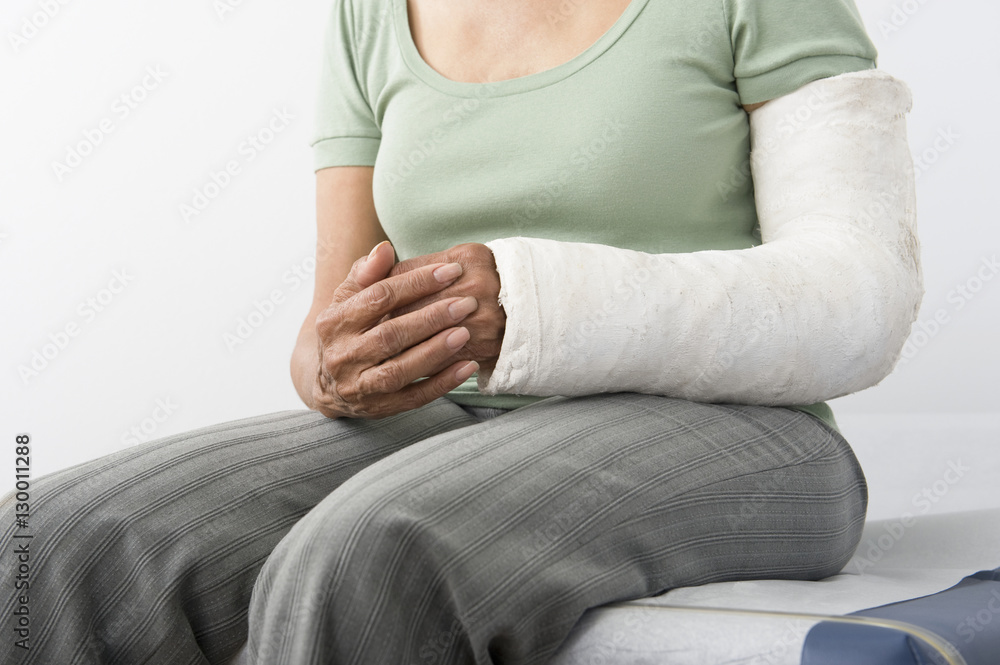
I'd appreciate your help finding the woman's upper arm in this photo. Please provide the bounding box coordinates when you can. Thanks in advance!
[307,166,388,324]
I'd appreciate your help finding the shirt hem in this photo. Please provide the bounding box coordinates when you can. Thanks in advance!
[313,136,380,171]
[737,54,875,106]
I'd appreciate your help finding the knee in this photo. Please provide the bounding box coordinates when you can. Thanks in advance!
[259,484,450,597]
[1,473,147,647]
[2,465,180,583]
[248,488,461,661]
[4,470,106,551]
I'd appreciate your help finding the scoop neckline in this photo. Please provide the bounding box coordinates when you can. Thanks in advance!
[392,0,650,98]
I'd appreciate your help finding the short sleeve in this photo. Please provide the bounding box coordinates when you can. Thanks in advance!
[723,0,878,106]
[311,0,381,171]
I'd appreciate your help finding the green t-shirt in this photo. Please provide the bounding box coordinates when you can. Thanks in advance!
[311,0,878,433]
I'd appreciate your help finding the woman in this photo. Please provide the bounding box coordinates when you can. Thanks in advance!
[1,0,922,663]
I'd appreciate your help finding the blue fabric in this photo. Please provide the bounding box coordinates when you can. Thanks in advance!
[802,567,1000,665]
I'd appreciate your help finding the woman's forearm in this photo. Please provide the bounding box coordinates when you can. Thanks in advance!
[291,324,321,411]
[478,70,923,405]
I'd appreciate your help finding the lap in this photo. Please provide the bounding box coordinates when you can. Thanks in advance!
[4,401,477,560]
[249,393,866,664]
[1,393,866,665]
[305,393,863,542]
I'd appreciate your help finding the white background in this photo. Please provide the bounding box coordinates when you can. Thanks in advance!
[1,0,998,498]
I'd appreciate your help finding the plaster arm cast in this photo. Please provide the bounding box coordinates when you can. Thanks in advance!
[479,70,923,405]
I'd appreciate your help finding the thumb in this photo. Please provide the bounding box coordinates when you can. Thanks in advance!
[356,240,395,287]
[335,240,394,302]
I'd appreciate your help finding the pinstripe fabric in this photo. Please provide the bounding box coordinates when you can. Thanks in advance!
[1,401,478,665]
[1,394,866,665]
[243,394,866,665]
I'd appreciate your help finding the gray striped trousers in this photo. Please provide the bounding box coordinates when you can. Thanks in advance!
[0,393,867,665]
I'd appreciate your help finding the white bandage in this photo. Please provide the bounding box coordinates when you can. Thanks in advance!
[479,70,923,405]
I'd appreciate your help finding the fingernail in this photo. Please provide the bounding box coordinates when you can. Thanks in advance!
[446,327,470,349]
[455,360,479,381]
[448,296,478,319]
[433,263,463,283]
[367,240,389,262]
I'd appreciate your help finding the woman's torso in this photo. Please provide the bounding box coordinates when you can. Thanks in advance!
[363,0,760,260]
[313,0,877,425]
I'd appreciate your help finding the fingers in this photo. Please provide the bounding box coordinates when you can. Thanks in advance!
[362,295,479,362]
[387,249,446,279]
[353,240,395,290]
[395,359,480,411]
[344,261,466,331]
[311,241,497,420]
[318,257,464,344]
[354,324,475,395]
[352,294,480,394]
[387,243,484,279]
[317,333,479,420]
[385,244,502,321]
[332,240,396,304]
[358,359,480,418]
[317,293,477,400]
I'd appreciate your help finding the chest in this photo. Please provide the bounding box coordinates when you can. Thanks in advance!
[405,0,634,83]
[370,0,757,259]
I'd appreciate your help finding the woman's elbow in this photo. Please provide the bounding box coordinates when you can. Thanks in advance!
[834,254,924,397]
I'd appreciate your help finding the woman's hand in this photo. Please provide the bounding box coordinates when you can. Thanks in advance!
[312,241,480,419]
[387,243,505,374]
